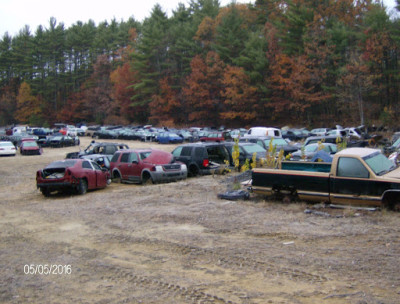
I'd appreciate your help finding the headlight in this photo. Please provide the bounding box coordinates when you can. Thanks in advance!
[155,165,163,172]
[181,164,187,171]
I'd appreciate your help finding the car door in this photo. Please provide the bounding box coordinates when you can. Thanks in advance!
[126,152,142,182]
[82,160,96,189]
[118,152,141,182]
[91,161,107,188]
[330,156,380,206]
[117,152,132,180]
[172,146,192,167]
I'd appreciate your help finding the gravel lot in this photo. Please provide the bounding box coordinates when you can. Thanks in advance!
[1,137,399,304]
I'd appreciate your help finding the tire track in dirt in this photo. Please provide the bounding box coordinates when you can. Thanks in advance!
[103,234,328,284]
[93,264,236,304]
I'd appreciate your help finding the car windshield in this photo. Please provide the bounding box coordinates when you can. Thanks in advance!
[304,145,318,152]
[46,160,77,169]
[323,145,337,153]
[84,144,96,153]
[23,141,38,147]
[363,152,396,176]
[139,151,152,160]
[242,144,266,154]
[392,137,400,148]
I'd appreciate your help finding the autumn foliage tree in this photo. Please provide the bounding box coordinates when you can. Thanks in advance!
[15,82,42,124]
[0,0,399,127]
[149,77,181,126]
[221,65,257,126]
[182,52,225,126]
[110,62,137,123]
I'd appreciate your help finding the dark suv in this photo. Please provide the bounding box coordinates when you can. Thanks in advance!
[172,143,231,177]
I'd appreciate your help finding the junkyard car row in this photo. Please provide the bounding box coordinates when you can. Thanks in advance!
[2,123,400,209]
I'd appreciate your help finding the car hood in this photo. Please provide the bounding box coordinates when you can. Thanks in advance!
[143,150,173,164]
[382,167,400,179]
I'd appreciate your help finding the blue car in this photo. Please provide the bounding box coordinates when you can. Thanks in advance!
[157,132,184,144]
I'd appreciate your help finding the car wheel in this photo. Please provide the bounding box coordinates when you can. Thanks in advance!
[40,187,51,197]
[142,172,153,185]
[77,179,88,195]
[112,171,122,183]
[188,164,199,177]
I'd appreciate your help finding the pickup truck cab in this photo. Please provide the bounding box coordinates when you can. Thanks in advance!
[251,148,400,210]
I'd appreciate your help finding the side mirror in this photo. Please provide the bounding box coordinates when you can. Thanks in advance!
[132,160,138,164]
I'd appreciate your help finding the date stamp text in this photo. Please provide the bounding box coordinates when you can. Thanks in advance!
[24,264,71,275]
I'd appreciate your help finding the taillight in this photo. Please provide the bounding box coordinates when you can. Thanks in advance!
[202,159,209,167]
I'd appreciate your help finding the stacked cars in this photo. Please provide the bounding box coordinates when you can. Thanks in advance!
[1,123,394,204]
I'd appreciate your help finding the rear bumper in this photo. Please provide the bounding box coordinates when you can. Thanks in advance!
[37,181,77,191]
[22,149,41,155]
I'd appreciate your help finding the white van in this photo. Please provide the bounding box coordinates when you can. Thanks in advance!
[243,127,282,138]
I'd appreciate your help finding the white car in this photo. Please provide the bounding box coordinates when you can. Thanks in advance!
[0,141,16,156]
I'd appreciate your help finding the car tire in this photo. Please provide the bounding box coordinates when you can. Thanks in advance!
[142,172,153,185]
[77,179,88,195]
[188,164,199,177]
[40,187,51,197]
[112,171,122,183]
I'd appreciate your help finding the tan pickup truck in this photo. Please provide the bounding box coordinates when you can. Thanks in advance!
[251,148,400,210]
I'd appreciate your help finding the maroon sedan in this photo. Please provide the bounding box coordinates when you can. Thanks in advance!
[36,159,111,196]
[20,140,42,155]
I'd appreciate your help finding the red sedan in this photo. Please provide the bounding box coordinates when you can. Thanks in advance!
[20,140,42,155]
[36,159,111,196]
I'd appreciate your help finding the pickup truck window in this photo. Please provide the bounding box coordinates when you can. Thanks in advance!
[363,152,396,176]
[337,157,369,178]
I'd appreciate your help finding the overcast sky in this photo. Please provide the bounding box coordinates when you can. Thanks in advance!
[0,0,248,37]
[0,0,398,38]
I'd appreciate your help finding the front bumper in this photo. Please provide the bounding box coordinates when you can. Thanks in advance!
[150,170,188,183]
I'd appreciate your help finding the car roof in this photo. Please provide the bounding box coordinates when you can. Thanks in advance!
[336,147,380,158]
[306,135,339,140]
[223,142,257,146]
[240,136,274,140]
[91,142,127,146]
[305,142,336,146]
[176,142,224,147]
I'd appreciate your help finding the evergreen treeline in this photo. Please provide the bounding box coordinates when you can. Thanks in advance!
[0,0,399,128]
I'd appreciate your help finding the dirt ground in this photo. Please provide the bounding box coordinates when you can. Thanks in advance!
[0,137,399,304]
